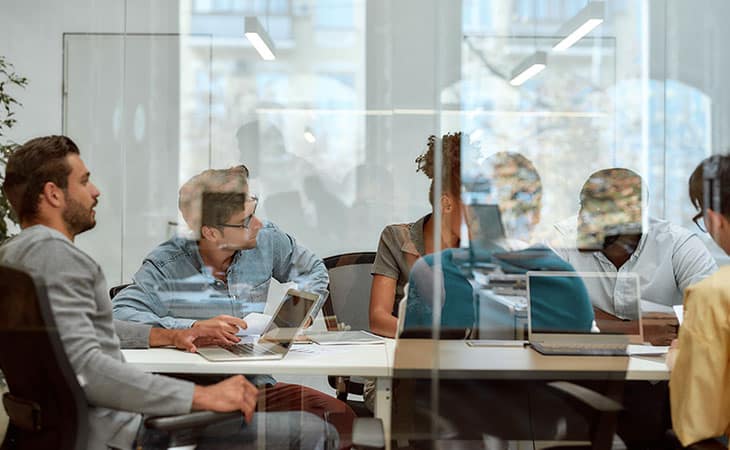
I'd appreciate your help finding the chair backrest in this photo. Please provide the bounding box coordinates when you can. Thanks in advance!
[322,252,376,332]
[109,283,131,300]
[0,265,88,450]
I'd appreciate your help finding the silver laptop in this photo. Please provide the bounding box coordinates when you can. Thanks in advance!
[526,271,643,356]
[197,289,319,362]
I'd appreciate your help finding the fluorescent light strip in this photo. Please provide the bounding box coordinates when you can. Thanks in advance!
[245,32,275,60]
[255,107,607,118]
[553,18,603,51]
[509,63,546,86]
[245,17,276,61]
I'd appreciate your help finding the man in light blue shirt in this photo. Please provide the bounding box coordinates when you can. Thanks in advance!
[111,166,354,447]
[113,166,329,329]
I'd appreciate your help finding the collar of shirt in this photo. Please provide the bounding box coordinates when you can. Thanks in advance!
[403,213,429,256]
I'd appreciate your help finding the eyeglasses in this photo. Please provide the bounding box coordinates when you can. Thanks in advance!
[218,195,258,229]
[692,211,706,233]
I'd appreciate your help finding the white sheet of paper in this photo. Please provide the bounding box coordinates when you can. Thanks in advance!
[237,313,272,336]
[627,345,670,356]
[673,305,684,325]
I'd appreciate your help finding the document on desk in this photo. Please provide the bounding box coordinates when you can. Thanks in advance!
[288,343,350,355]
[307,330,384,345]
[673,305,684,325]
[627,345,669,356]
[466,340,527,348]
[236,313,272,336]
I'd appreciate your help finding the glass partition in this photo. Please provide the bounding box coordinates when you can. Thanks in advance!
[3,0,730,448]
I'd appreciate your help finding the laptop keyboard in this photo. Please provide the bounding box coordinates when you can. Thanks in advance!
[223,343,275,357]
[531,342,628,356]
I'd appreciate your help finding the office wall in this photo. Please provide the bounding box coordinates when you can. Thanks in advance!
[2,0,730,285]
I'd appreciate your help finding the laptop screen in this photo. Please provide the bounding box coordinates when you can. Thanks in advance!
[259,291,316,349]
[467,204,506,250]
[527,271,642,338]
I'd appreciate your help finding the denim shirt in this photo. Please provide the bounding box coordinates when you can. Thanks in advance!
[112,220,329,329]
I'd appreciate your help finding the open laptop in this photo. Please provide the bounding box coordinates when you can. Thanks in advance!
[526,271,643,356]
[197,289,319,362]
[468,204,506,250]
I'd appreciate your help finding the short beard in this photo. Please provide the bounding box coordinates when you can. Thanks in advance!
[62,196,96,236]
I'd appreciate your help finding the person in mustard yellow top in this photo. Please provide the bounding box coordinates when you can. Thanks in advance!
[668,154,730,447]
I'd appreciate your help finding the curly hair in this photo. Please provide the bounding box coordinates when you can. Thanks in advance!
[415,132,462,205]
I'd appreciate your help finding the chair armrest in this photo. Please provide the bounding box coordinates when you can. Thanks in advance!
[546,381,622,413]
[352,417,385,449]
[145,411,241,433]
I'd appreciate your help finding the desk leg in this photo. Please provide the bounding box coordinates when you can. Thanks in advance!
[374,377,392,450]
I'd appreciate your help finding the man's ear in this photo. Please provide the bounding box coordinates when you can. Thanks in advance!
[41,182,64,209]
[706,208,728,233]
[200,225,220,241]
[440,194,453,213]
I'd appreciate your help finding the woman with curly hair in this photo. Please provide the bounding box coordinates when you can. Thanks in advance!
[368,132,465,339]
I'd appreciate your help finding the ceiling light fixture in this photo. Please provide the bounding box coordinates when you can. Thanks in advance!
[509,51,547,86]
[245,17,276,61]
[552,1,604,51]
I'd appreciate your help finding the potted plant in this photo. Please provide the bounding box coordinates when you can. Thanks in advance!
[0,56,28,242]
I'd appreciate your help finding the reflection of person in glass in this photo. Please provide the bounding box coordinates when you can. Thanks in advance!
[553,168,717,344]
[403,151,593,335]
[369,132,465,339]
[669,155,730,447]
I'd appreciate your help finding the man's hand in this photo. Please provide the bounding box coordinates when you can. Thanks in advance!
[148,327,241,352]
[193,315,248,335]
[192,375,259,423]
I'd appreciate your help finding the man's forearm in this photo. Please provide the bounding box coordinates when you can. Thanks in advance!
[148,327,177,347]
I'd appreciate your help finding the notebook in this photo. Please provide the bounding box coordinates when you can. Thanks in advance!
[306,330,384,345]
[526,271,643,356]
[196,289,318,362]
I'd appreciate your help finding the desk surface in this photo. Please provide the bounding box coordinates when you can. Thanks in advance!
[392,340,669,381]
[125,339,669,381]
[122,342,392,377]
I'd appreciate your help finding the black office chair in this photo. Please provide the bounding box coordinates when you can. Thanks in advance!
[0,264,238,450]
[351,379,625,450]
[321,252,377,417]
[109,283,131,300]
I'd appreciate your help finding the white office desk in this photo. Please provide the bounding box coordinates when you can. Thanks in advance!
[392,340,669,381]
[124,339,669,448]
[122,343,391,377]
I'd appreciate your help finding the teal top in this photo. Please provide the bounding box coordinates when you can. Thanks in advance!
[404,246,594,334]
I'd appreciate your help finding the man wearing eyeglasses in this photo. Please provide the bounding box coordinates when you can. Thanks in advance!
[111,166,355,448]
